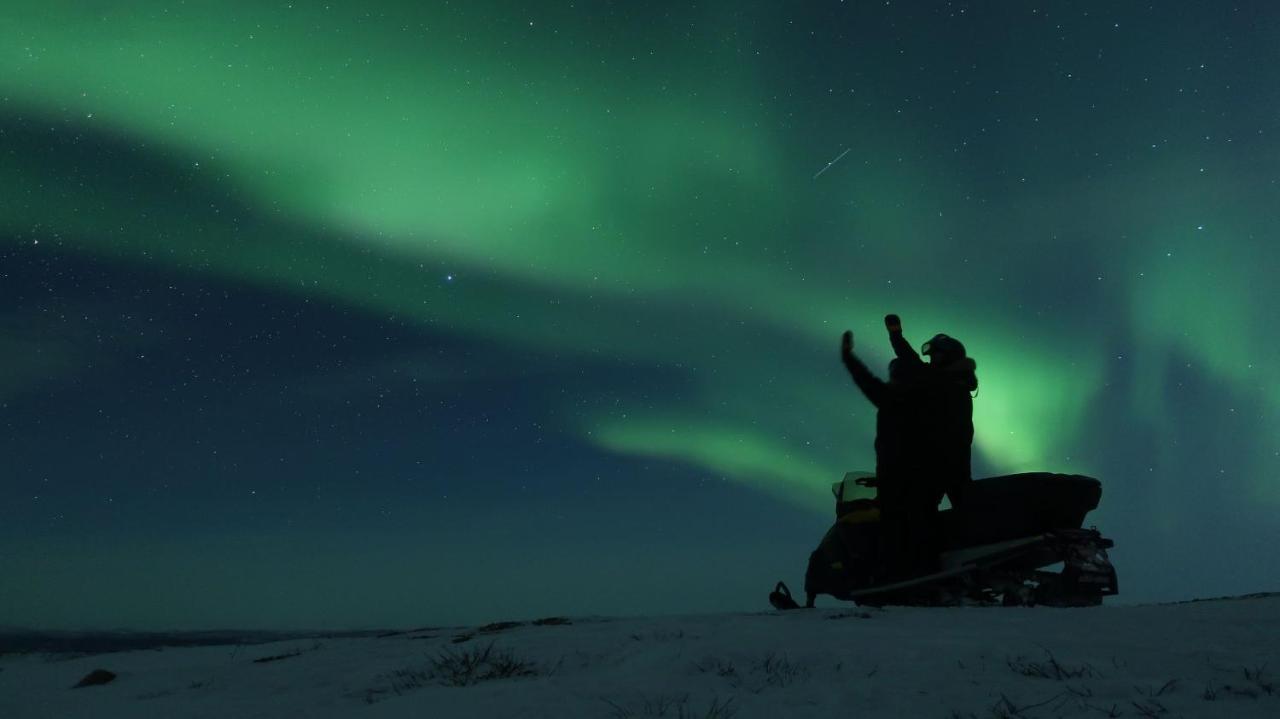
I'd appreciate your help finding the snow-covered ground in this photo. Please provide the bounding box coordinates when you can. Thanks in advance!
[2,595,1277,718]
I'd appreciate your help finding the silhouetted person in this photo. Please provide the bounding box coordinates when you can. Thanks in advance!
[841,317,978,580]
[840,327,932,579]
[884,315,977,509]
[918,332,977,504]
[839,329,905,491]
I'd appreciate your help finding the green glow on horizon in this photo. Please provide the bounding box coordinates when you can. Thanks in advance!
[593,419,835,513]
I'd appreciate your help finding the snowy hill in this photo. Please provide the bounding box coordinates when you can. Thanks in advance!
[2,595,1277,718]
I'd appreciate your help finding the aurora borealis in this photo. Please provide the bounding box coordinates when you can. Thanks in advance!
[2,1,1278,630]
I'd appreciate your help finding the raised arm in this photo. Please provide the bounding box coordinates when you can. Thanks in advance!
[841,330,887,408]
[884,313,924,368]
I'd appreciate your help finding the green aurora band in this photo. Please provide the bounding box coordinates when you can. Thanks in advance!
[2,1,1277,517]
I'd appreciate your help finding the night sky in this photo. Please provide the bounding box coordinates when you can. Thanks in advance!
[2,1,1278,631]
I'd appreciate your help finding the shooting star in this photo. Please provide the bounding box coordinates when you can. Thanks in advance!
[812,147,852,180]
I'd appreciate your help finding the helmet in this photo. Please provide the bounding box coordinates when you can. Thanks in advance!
[921,334,966,363]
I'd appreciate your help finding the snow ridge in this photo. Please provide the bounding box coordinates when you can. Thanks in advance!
[1,595,1277,718]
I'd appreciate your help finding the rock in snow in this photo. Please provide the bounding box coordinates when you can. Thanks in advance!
[72,669,117,689]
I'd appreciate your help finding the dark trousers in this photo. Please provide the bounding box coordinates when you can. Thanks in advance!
[877,481,940,579]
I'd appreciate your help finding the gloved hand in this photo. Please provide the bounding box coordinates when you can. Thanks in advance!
[884,314,902,334]
[841,330,854,361]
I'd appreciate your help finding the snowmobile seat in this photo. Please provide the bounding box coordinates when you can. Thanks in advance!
[938,473,1101,550]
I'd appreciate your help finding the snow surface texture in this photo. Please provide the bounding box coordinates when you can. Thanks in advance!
[2,595,1277,718]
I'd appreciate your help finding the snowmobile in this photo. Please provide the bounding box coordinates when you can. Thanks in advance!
[783,472,1118,608]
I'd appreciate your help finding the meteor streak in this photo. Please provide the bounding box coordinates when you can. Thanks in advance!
[812,147,852,179]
